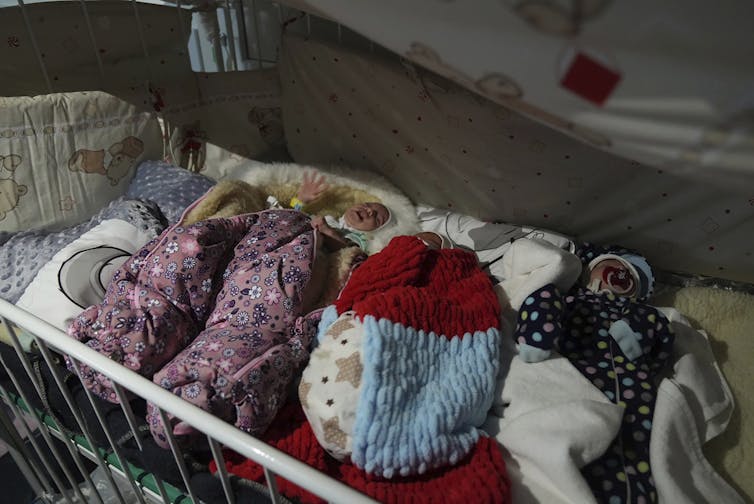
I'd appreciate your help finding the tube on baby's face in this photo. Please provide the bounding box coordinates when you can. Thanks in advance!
[586,258,637,297]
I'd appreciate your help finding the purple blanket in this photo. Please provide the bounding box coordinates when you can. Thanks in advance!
[67,209,319,447]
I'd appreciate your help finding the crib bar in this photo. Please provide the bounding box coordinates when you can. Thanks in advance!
[236,0,250,62]
[191,27,207,72]
[16,0,53,93]
[223,0,239,71]
[150,471,173,504]
[208,10,226,72]
[263,466,282,504]
[68,359,149,504]
[306,12,311,35]
[0,400,46,496]
[0,382,61,497]
[0,381,60,497]
[0,355,81,502]
[0,299,378,503]
[2,324,102,503]
[130,0,154,85]
[3,325,102,504]
[251,0,264,68]
[155,407,200,504]
[112,383,145,452]
[34,339,119,504]
[208,437,236,504]
[337,23,342,44]
[78,0,106,88]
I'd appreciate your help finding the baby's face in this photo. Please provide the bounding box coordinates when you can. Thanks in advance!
[586,258,637,298]
[344,202,389,231]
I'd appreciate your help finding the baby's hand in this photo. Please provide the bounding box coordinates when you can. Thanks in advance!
[310,215,327,231]
[415,232,443,250]
[298,171,329,204]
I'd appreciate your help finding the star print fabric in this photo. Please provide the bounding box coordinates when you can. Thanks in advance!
[299,311,364,461]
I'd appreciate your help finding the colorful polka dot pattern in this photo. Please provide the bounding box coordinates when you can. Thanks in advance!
[515,283,674,504]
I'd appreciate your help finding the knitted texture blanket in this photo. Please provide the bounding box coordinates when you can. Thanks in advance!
[319,235,501,478]
[211,400,511,504]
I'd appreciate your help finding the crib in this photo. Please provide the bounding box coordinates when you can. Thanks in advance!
[0,1,752,503]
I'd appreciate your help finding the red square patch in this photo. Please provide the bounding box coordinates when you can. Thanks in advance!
[560,52,621,106]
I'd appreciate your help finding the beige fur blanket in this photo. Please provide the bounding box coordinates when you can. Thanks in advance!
[652,286,754,502]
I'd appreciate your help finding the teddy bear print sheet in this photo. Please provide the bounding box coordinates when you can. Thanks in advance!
[416,205,743,503]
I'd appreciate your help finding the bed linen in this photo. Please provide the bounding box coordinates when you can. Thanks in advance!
[0,198,165,304]
[652,286,754,501]
[417,206,743,502]
[125,160,216,224]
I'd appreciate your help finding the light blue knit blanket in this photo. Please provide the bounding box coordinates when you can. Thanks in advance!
[318,304,500,478]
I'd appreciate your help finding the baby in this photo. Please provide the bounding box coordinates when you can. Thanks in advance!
[290,171,395,252]
[514,242,672,504]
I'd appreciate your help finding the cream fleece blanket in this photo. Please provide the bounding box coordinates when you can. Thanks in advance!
[652,286,754,502]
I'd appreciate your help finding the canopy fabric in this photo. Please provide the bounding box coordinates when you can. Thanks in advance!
[280,0,754,192]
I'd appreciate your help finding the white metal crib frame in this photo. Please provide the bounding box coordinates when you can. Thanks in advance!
[1,0,380,502]
[0,302,376,503]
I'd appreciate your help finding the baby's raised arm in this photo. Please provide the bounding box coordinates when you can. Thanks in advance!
[296,170,330,206]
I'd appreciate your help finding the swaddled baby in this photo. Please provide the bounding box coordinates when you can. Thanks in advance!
[514,242,673,504]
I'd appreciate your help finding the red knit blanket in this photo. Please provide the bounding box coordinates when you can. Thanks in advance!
[212,400,511,504]
[336,235,501,336]
[211,237,510,503]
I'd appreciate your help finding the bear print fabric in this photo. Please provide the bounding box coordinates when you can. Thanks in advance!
[0,91,163,233]
[299,311,364,461]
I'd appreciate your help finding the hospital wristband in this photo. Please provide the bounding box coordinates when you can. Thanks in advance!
[290,197,305,211]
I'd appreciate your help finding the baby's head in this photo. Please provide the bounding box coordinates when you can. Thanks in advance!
[585,253,654,301]
[343,202,391,231]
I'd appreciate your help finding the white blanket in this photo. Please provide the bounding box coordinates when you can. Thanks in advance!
[418,207,743,502]
[487,296,743,503]
[651,309,742,504]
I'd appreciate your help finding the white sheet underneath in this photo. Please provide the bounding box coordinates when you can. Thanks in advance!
[484,307,743,504]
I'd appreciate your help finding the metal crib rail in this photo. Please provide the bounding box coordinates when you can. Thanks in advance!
[0,1,377,501]
[0,298,376,504]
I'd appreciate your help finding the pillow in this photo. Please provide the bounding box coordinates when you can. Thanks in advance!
[126,161,216,224]
[0,91,163,233]
[16,215,163,332]
[0,198,165,304]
